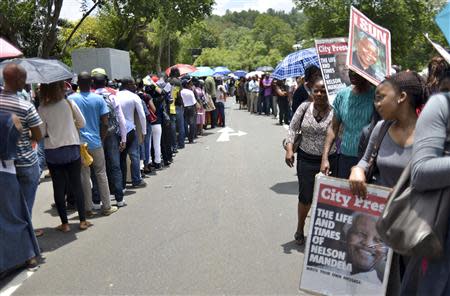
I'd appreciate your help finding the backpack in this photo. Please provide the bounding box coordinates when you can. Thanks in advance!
[102,94,120,136]
[0,111,20,164]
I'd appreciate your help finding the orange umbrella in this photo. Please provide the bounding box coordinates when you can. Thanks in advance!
[0,38,23,59]
[165,64,197,77]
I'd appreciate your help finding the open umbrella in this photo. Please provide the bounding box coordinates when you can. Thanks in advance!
[256,66,274,72]
[191,66,214,77]
[0,58,74,84]
[213,66,231,76]
[0,38,23,59]
[271,48,319,80]
[233,70,247,78]
[245,71,264,79]
[436,2,450,46]
[165,64,197,77]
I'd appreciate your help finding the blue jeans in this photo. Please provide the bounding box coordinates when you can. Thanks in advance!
[170,114,177,150]
[16,162,40,217]
[176,106,185,148]
[104,134,124,201]
[37,139,46,175]
[216,102,225,127]
[120,129,141,186]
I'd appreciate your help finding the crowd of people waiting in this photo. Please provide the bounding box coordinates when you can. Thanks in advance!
[283,57,450,295]
[0,65,229,278]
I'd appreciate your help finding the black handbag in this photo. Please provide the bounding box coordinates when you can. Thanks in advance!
[376,95,450,259]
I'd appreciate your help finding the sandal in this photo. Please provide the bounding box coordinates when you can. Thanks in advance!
[79,221,93,230]
[34,229,44,237]
[56,224,71,233]
[26,258,39,272]
[294,232,305,245]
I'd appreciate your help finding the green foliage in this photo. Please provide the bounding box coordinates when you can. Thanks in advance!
[294,0,449,70]
[190,9,307,71]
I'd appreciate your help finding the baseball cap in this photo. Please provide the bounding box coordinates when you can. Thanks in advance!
[91,68,107,77]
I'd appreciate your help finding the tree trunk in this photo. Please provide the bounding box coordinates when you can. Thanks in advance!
[59,0,102,57]
[38,0,63,58]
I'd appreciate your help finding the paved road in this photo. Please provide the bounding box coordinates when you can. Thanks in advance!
[1,101,310,295]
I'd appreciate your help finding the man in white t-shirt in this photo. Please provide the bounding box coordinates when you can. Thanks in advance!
[115,77,147,188]
[180,78,197,144]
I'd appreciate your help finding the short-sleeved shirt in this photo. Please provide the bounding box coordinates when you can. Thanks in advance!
[0,91,42,167]
[69,92,109,150]
[333,86,375,157]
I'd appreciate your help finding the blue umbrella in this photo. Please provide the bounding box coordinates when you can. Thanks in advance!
[191,66,214,77]
[233,70,247,78]
[436,2,450,46]
[271,48,319,80]
[213,66,231,76]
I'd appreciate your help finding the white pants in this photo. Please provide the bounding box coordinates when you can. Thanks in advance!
[151,124,162,164]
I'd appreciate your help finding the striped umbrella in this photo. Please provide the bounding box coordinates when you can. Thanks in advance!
[271,48,319,80]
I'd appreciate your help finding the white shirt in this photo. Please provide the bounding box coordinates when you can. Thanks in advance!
[39,99,85,150]
[180,88,197,107]
[216,85,226,103]
[115,90,147,135]
[249,80,260,93]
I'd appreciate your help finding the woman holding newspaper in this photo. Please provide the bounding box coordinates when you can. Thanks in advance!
[285,75,337,245]
[348,71,426,295]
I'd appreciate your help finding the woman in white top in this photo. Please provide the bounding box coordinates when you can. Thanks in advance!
[38,81,91,232]
[216,82,227,127]
[285,76,337,245]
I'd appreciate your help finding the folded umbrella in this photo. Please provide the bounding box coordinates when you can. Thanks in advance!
[191,66,214,77]
[165,64,197,77]
[0,38,23,59]
[213,66,231,76]
[436,2,450,46]
[271,48,319,80]
[0,58,74,84]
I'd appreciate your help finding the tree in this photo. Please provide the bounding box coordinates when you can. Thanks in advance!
[294,0,448,69]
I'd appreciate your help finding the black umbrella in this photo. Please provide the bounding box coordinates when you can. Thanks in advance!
[0,58,74,84]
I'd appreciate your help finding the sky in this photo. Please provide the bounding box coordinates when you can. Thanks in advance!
[59,0,295,21]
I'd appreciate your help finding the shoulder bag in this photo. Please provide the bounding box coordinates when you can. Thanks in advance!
[283,102,311,152]
[365,120,393,182]
[65,98,93,167]
[376,95,450,259]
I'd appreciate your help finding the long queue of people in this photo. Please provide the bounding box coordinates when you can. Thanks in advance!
[0,65,228,278]
[283,56,450,295]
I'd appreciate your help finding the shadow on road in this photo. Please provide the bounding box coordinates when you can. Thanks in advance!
[270,181,298,196]
[36,225,85,253]
[281,240,305,254]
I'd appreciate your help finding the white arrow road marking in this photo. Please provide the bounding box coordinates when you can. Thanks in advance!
[216,127,247,142]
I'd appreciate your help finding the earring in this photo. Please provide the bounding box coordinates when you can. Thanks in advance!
[397,100,401,104]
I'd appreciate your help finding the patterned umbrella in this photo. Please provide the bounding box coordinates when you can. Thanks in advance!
[191,66,214,77]
[436,2,450,46]
[0,58,73,84]
[165,64,197,77]
[213,66,231,76]
[0,38,22,59]
[271,48,319,80]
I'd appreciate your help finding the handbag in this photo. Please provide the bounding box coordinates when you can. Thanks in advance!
[204,93,216,112]
[282,102,311,151]
[365,120,393,182]
[376,95,450,259]
[65,98,93,167]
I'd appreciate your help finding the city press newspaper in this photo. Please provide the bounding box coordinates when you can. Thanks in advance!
[315,38,350,104]
[300,175,393,296]
[347,6,391,86]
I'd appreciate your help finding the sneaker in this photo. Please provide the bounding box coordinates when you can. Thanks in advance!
[116,200,127,207]
[92,203,102,210]
[110,195,116,201]
[154,163,161,170]
[122,188,127,194]
[102,206,118,216]
[132,180,147,188]
[86,210,96,218]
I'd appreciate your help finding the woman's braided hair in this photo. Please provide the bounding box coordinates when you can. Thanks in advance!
[383,71,427,110]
